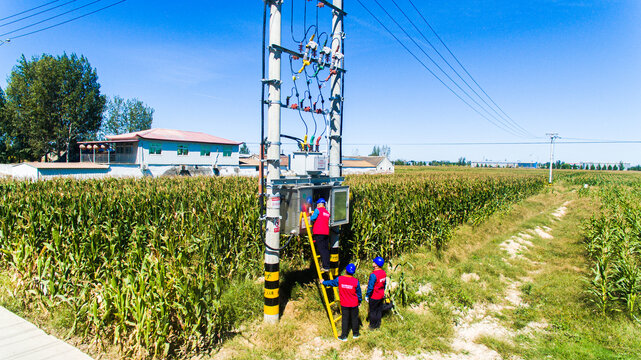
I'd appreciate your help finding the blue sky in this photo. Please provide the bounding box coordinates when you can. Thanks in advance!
[1,1,639,163]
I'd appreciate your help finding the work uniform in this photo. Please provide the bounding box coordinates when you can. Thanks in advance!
[311,206,331,270]
[323,275,362,339]
[366,268,387,329]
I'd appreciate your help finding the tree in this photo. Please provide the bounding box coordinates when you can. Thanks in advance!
[4,53,106,162]
[369,145,390,157]
[239,143,250,154]
[100,96,154,137]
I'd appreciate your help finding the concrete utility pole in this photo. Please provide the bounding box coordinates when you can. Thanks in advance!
[328,0,343,277]
[547,133,559,184]
[264,0,282,324]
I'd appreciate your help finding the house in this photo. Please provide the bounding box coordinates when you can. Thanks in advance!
[78,128,242,177]
[239,154,290,176]
[342,156,394,174]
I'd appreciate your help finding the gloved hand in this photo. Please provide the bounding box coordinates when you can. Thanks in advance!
[365,296,369,303]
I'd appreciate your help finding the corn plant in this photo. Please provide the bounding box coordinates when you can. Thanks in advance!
[0,169,547,358]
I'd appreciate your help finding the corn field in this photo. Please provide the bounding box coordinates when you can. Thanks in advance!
[0,169,545,358]
[582,176,641,318]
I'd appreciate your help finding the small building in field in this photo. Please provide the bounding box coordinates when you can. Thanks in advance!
[78,128,242,177]
[342,156,394,174]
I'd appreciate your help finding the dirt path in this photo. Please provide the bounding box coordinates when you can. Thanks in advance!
[402,200,573,360]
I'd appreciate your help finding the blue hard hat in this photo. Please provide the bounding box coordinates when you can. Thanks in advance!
[316,198,326,204]
[345,263,356,275]
[373,256,385,267]
[306,196,313,203]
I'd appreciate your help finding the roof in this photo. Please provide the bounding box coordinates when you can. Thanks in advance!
[342,156,387,168]
[239,154,289,167]
[15,162,109,170]
[106,128,242,145]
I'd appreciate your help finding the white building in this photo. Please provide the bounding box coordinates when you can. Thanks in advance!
[11,162,109,180]
[342,156,394,174]
[78,128,242,177]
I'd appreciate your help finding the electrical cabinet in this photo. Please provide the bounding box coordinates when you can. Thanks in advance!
[279,184,349,235]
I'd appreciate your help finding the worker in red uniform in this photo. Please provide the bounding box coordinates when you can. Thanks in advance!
[311,198,331,272]
[365,256,387,329]
[322,263,362,341]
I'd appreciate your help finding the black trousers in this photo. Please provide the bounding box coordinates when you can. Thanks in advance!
[368,297,383,329]
[341,306,360,338]
[313,234,330,269]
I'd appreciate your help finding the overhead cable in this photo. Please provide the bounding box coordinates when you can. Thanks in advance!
[0,0,78,28]
[390,0,535,138]
[6,0,126,41]
[406,0,534,137]
[372,0,529,138]
[355,0,524,138]
[0,0,102,38]
[0,0,62,22]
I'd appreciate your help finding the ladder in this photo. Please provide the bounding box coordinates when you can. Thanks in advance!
[299,211,342,339]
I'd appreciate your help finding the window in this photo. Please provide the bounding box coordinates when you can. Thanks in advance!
[149,142,162,155]
[222,145,232,157]
[200,145,211,156]
[177,144,189,156]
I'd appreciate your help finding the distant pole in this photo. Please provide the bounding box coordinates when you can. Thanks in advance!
[546,133,559,184]
[264,0,282,324]
[328,0,344,277]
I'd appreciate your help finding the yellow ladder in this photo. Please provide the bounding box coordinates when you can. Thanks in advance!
[300,211,342,339]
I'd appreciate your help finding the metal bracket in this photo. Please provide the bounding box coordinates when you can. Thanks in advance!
[329,134,342,140]
[271,44,346,73]
[262,78,281,86]
[318,0,347,15]
[263,100,283,106]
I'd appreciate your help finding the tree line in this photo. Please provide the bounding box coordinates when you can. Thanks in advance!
[0,53,154,163]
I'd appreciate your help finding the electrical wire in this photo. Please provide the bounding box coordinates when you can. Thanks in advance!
[8,0,125,41]
[390,0,535,138]
[371,0,528,138]
[355,0,524,138]
[0,0,103,38]
[406,0,534,138]
[0,0,78,28]
[0,0,61,22]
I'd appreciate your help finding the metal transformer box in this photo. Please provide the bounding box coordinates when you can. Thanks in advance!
[291,152,328,176]
[279,185,350,235]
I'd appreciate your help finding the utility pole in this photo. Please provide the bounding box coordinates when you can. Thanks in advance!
[328,0,344,277]
[546,133,559,184]
[264,0,282,324]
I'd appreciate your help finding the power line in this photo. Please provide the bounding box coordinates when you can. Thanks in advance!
[7,0,126,41]
[372,0,527,138]
[390,0,535,138]
[0,0,78,28]
[354,0,525,138]
[406,0,534,138]
[245,140,641,146]
[0,0,61,22]
[0,0,102,38]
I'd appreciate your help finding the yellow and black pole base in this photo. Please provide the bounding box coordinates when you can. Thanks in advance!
[264,262,279,318]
